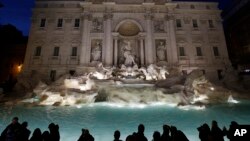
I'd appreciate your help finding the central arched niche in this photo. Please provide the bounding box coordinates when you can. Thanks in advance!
[117,20,140,36]
[115,19,143,66]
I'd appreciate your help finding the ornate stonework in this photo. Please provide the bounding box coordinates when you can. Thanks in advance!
[23,0,230,81]
[92,18,103,32]
[154,20,165,32]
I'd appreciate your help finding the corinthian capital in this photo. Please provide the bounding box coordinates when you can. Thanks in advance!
[165,14,174,21]
[82,13,92,20]
[104,13,113,20]
[144,13,154,20]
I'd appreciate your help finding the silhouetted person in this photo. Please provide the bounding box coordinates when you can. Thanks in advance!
[114,130,122,141]
[0,117,21,141]
[78,129,94,141]
[29,128,42,141]
[19,121,31,141]
[78,129,86,141]
[160,124,171,141]
[126,132,136,141]
[135,124,148,141]
[170,126,189,141]
[152,131,161,141]
[42,131,50,141]
[211,120,224,141]
[197,123,212,141]
[48,123,60,141]
[225,121,239,141]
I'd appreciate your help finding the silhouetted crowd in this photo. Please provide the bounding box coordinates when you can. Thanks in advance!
[0,117,240,141]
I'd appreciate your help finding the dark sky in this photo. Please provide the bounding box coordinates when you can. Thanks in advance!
[0,0,34,36]
[0,0,230,36]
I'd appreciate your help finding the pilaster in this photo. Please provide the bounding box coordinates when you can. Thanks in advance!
[144,13,154,65]
[165,14,178,65]
[113,32,119,66]
[104,13,114,66]
[80,13,92,65]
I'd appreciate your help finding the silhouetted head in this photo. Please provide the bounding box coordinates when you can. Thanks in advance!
[22,121,28,128]
[114,130,120,140]
[42,131,50,138]
[48,123,55,130]
[12,117,18,124]
[170,126,177,134]
[198,123,210,132]
[231,121,238,126]
[153,131,161,140]
[203,123,210,132]
[138,124,145,133]
[33,128,42,136]
[55,124,59,130]
[230,121,238,128]
[212,120,218,128]
[84,129,90,135]
[163,124,170,133]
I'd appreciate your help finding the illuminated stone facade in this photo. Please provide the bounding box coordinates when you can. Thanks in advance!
[23,0,230,81]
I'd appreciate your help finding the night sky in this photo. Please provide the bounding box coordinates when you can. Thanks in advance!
[0,0,230,36]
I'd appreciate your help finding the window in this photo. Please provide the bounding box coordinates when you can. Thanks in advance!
[213,47,219,56]
[74,19,80,27]
[176,19,182,28]
[182,70,187,75]
[208,20,214,28]
[50,70,56,81]
[202,70,206,74]
[57,18,63,27]
[191,5,195,9]
[179,47,185,56]
[40,18,46,27]
[71,47,77,56]
[53,47,60,56]
[196,47,202,56]
[193,19,198,28]
[69,70,76,76]
[34,46,41,56]
[31,70,36,76]
[217,69,223,80]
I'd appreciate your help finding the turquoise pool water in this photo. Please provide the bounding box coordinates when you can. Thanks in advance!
[1,101,250,141]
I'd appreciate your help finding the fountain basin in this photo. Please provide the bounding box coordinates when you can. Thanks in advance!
[1,101,250,141]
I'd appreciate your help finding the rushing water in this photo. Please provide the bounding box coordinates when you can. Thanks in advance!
[0,101,250,141]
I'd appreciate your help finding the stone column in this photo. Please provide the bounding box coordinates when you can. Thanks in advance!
[166,14,178,65]
[104,13,113,66]
[144,13,154,65]
[113,33,119,66]
[140,38,145,66]
[80,13,91,65]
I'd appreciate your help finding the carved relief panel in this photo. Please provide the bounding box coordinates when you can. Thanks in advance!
[154,20,165,33]
[91,18,103,33]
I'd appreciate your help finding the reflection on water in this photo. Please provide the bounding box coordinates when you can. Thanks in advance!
[1,101,250,141]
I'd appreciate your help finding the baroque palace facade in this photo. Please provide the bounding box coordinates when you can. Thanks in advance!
[23,0,230,81]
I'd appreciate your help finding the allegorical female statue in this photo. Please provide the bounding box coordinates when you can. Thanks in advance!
[91,41,102,62]
[156,41,166,61]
